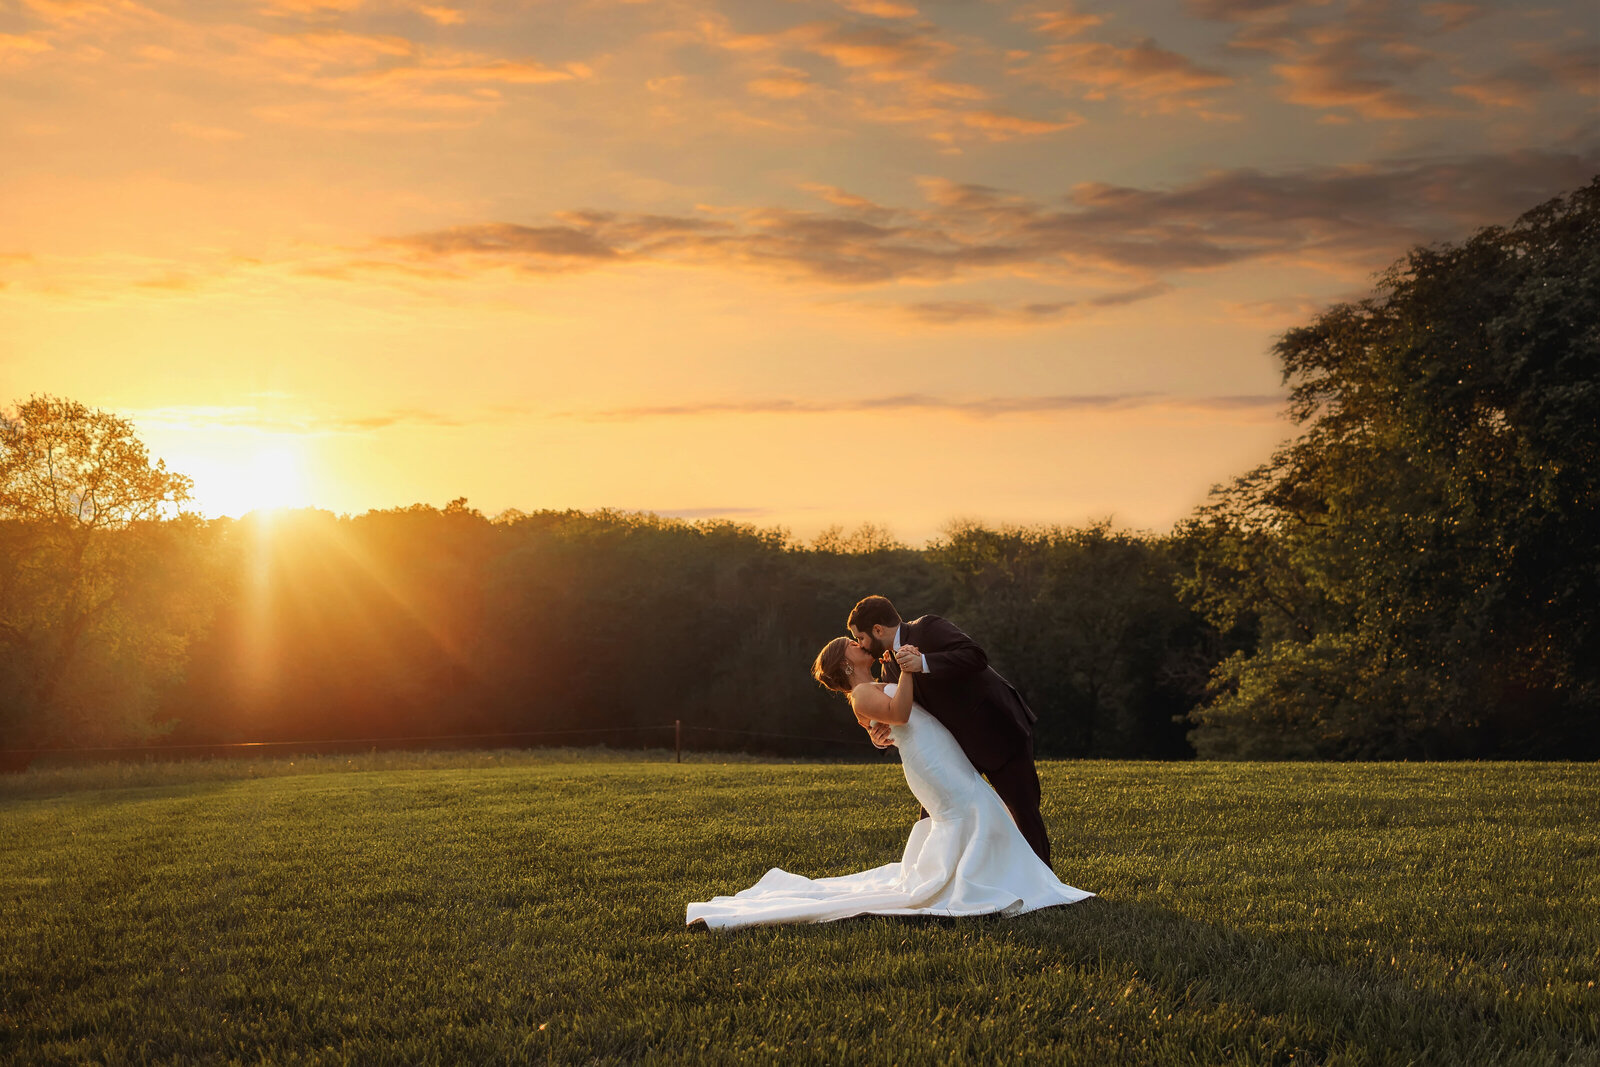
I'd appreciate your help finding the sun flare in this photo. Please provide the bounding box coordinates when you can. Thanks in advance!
[183,440,312,517]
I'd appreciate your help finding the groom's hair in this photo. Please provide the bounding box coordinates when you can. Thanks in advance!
[847,595,901,634]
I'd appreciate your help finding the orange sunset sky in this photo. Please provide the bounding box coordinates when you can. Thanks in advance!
[1,0,1595,542]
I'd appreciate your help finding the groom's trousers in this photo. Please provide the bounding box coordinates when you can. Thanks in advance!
[918,738,1051,868]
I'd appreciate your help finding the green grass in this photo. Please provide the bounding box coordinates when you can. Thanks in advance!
[2,753,1596,1065]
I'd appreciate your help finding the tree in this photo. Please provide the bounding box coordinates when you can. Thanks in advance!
[932,521,1206,757]
[1177,177,1600,758]
[0,395,196,746]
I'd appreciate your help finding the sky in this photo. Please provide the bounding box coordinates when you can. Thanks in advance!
[1,0,1595,543]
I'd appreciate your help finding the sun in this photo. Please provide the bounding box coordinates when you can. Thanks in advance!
[244,446,308,511]
[184,439,312,517]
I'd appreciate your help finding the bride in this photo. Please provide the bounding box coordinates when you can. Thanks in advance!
[685,636,1093,929]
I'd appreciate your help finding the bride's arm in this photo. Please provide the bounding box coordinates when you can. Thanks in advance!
[888,668,914,723]
[848,672,914,726]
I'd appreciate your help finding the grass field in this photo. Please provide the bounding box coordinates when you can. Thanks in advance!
[2,751,1597,1065]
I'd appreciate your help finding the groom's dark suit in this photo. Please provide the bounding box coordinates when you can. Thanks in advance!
[882,615,1051,866]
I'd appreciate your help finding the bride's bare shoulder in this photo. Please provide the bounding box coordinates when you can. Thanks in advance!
[848,681,889,713]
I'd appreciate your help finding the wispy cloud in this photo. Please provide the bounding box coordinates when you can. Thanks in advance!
[1451,43,1600,109]
[1220,294,1334,326]
[11,146,1593,311]
[125,404,492,434]
[124,393,1290,432]
[563,393,1288,421]
[1013,37,1237,117]
[691,11,1074,145]
[1088,282,1174,307]
[169,120,246,141]
[0,31,52,68]
[1016,6,1108,41]
[896,299,1076,324]
[1420,3,1486,34]
[355,146,1600,291]
[1193,0,1446,119]
[893,282,1172,324]
[6,0,591,131]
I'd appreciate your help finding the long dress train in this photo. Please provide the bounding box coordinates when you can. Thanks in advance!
[686,690,1093,930]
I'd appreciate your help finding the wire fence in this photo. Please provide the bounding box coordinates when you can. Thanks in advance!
[1,719,875,771]
[687,726,863,746]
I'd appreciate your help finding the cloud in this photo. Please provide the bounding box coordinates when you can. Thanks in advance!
[1270,53,1430,119]
[17,147,1595,308]
[1189,0,1471,119]
[954,108,1083,137]
[1182,0,1298,20]
[378,221,625,260]
[698,17,956,74]
[6,1,588,132]
[1017,6,1106,40]
[133,272,206,292]
[353,145,1599,293]
[836,0,919,18]
[0,31,53,68]
[1221,295,1332,326]
[1015,38,1236,115]
[416,5,463,25]
[563,393,1288,421]
[897,300,1076,324]
[1011,7,1238,117]
[748,72,815,99]
[10,1,1065,145]
[254,49,587,130]
[255,0,467,19]
[126,404,485,435]
[1270,3,1436,119]
[170,120,245,141]
[258,0,366,16]
[1419,3,1485,33]
[1087,281,1174,307]
[693,12,1070,145]
[803,21,951,70]
[257,28,414,66]
[125,394,1289,434]
[1452,43,1600,109]
[266,57,586,129]
[895,282,1170,324]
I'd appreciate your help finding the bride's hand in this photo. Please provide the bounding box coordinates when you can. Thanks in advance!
[894,645,923,672]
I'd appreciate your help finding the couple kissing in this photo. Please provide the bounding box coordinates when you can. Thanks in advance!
[686,596,1091,930]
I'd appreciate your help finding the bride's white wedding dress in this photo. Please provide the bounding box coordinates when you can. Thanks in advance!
[686,688,1093,930]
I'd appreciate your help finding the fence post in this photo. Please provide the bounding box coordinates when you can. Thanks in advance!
[675,720,681,764]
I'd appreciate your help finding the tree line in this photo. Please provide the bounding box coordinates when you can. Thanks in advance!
[2,178,1595,761]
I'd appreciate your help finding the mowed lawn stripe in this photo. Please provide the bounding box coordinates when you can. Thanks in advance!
[2,757,1596,1064]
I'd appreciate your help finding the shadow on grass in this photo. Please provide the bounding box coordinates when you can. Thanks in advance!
[699,895,1593,1064]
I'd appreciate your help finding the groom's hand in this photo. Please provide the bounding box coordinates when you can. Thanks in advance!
[895,645,923,673]
[867,721,894,748]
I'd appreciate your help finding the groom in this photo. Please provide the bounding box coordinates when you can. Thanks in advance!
[847,595,1051,866]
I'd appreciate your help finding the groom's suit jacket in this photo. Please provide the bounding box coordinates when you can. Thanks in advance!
[882,615,1036,774]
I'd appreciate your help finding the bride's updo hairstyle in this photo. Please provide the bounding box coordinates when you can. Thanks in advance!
[812,636,853,694]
